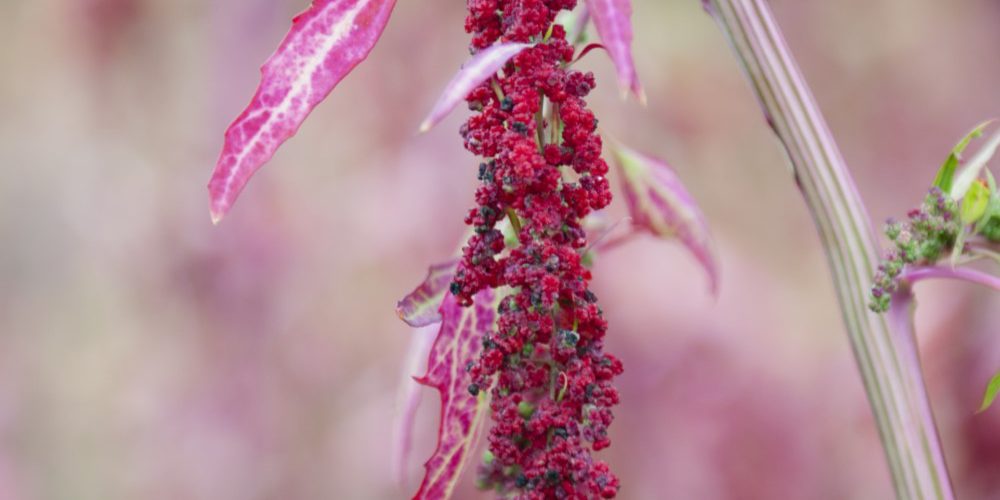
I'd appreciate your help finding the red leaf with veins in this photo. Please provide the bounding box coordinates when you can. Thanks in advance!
[414,290,498,500]
[585,0,644,103]
[207,0,397,223]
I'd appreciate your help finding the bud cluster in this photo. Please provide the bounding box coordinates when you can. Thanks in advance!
[870,187,961,312]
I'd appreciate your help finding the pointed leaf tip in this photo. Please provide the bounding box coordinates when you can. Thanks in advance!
[978,371,1000,413]
[419,42,532,133]
[585,0,644,102]
[701,0,717,16]
[949,120,1000,200]
[611,142,719,295]
[207,0,397,219]
[210,206,224,225]
[934,120,994,195]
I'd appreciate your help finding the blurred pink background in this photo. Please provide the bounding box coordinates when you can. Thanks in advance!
[0,0,998,498]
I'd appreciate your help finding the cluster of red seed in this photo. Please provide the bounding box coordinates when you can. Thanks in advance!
[451,1,622,497]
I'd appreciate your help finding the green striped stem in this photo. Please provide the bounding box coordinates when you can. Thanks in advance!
[703,0,953,498]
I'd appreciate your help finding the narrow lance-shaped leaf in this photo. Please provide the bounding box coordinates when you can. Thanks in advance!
[980,371,1000,413]
[419,42,532,133]
[933,120,994,195]
[396,259,458,327]
[950,178,992,265]
[584,0,644,103]
[414,290,499,500]
[952,124,1000,200]
[207,0,397,223]
[611,142,718,295]
[391,324,438,486]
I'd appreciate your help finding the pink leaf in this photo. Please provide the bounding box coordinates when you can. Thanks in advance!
[612,142,718,295]
[419,42,533,133]
[391,324,438,487]
[414,290,498,500]
[396,259,458,327]
[207,0,397,223]
[585,0,644,103]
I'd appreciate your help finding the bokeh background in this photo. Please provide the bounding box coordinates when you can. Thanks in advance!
[1,0,998,498]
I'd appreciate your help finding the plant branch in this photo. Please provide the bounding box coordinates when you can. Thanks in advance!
[902,265,1000,292]
[703,0,954,497]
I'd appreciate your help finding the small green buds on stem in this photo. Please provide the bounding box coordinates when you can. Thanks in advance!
[870,124,1000,313]
[869,188,961,312]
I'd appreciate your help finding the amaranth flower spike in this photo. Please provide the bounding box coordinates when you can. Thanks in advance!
[445,1,623,497]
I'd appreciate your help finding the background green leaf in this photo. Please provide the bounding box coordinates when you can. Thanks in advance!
[952,126,1000,200]
[978,371,1000,413]
[933,120,993,194]
[961,180,990,225]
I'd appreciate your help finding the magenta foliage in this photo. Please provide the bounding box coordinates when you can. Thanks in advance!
[203,1,717,498]
[207,0,397,222]
[613,143,718,295]
[585,0,643,102]
[419,42,533,133]
[413,291,498,500]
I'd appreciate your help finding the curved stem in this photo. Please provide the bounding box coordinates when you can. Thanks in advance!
[704,1,954,497]
[903,265,1000,292]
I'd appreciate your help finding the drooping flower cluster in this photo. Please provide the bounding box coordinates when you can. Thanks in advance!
[449,1,622,497]
[869,187,960,312]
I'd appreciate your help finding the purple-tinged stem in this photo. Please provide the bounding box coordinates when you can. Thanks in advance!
[704,0,953,497]
[902,265,1000,292]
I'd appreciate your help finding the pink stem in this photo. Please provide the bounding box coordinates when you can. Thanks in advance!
[902,266,1000,292]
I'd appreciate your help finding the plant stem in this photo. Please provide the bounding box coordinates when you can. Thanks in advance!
[507,208,523,234]
[902,265,1000,292]
[703,0,954,497]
